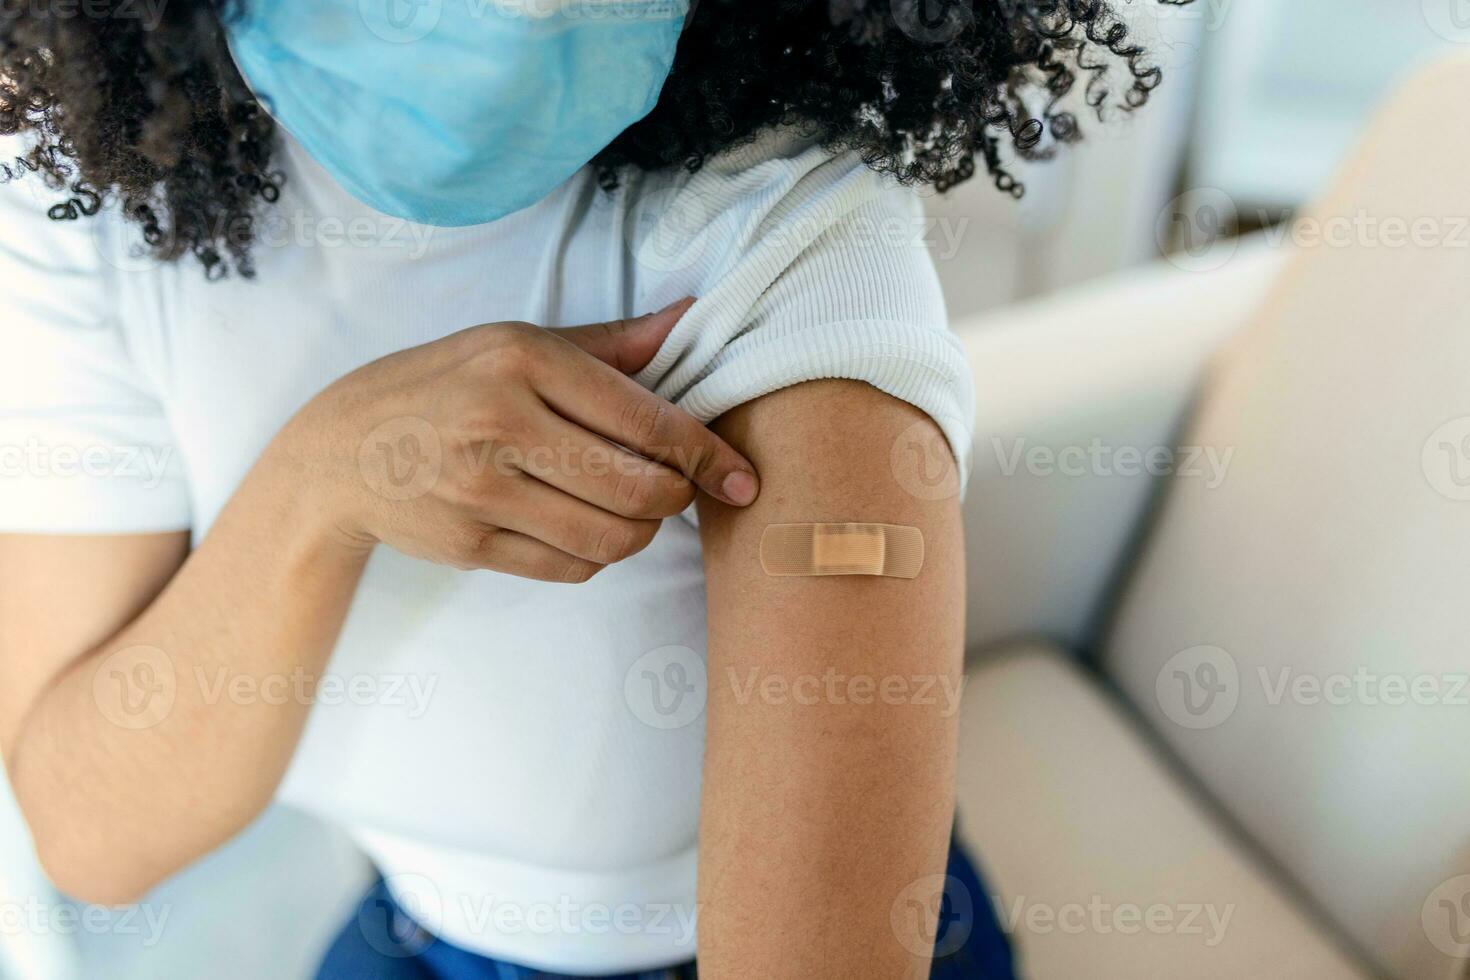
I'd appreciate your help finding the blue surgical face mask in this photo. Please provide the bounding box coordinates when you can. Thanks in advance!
[228,0,687,226]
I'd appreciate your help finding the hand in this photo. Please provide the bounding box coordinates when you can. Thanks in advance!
[280,298,759,581]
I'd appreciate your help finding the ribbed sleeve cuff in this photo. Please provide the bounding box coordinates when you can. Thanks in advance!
[669,318,976,498]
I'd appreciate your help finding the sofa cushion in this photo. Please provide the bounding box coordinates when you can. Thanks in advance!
[1101,55,1470,980]
[954,643,1369,980]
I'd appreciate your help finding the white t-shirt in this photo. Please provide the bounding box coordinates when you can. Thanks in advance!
[0,128,975,972]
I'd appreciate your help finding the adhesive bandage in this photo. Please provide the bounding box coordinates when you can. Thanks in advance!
[759,523,924,579]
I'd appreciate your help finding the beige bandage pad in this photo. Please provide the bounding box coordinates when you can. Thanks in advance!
[760,523,924,579]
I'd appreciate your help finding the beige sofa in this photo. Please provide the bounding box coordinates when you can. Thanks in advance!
[951,56,1470,980]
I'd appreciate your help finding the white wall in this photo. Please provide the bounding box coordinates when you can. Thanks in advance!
[927,0,1207,319]
[1190,0,1458,210]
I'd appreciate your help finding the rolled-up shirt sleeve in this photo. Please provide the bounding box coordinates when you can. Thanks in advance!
[0,150,190,534]
[626,131,975,496]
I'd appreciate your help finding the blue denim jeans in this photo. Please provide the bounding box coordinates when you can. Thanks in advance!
[315,834,1016,979]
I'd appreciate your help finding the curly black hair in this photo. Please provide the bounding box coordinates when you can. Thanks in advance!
[0,0,1188,278]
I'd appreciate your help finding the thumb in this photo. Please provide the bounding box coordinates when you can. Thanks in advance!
[556,297,695,375]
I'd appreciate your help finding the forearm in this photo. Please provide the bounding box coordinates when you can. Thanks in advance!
[5,437,370,903]
[695,380,966,979]
[1,304,751,905]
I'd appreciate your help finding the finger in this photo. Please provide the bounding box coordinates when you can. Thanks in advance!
[489,475,663,565]
[467,527,605,584]
[534,344,760,508]
[511,414,696,519]
[555,297,696,374]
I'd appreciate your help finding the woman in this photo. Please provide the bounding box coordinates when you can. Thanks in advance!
[0,1,1175,977]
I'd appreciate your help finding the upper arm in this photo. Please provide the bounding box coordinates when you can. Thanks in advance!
[697,378,965,670]
[694,378,965,972]
[695,376,965,765]
[0,532,188,758]
[0,144,193,758]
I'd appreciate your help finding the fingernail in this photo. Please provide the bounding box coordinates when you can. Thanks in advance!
[654,296,694,317]
[721,470,758,506]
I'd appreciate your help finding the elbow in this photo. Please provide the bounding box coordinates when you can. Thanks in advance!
[30,830,161,906]
[9,736,271,908]
[41,862,156,908]
[14,766,266,907]
[10,755,169,906]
